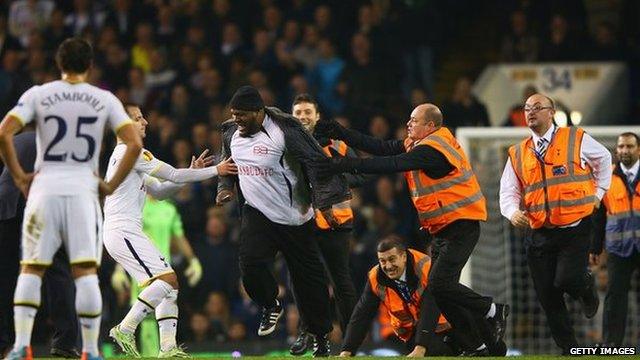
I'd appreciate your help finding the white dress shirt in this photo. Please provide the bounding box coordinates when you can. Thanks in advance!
[620,160,639,183]
[499,125,612,226]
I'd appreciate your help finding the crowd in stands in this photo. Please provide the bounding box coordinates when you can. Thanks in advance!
[1,0,638,349]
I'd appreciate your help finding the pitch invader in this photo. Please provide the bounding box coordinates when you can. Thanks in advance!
[103,105,236,358]
[0,38,144,360]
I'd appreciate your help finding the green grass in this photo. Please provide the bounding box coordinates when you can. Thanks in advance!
[34,357,640,359]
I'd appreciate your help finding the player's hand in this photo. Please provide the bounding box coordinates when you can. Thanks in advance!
[407,345,426,357]
[339,351,352,357]
[589,253,600,266]
[216,189,235,205]
[111,265,130,294]
[191,149,215,169]
[99,179,115,197]
[15,172,35,198]
[510,210,530,228]
[216,157,238,176]
[184,257,203,287]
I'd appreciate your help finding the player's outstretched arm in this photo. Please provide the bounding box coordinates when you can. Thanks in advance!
[151,156,237,183]
[102,123,142,196]
[0,115,33,196]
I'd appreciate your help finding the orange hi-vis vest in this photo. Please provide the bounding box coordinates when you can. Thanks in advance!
[403,127,487,234]
[601,166,640,257]
[508,126,596,229]
[368,249,449,342]
[314,139,355,230]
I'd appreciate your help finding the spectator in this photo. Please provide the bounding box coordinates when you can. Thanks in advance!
[442,76,491,132]
[8,0,55,47]
[104,0,136,44]
[131,22,155,72]
[293,24,321,70]
[307,38,345,116]
[43,8,70,51]
[540,14,583,62]
[204,292,231,342]
[227,319,248,342]
[368,115,391,140]
[262,6,283,41]
[64,0,106,36]
[189,312,213,343]
[588,21,626,61]
[500,10,539,62]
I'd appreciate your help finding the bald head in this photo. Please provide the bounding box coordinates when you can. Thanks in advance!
[407,103,443,141]
[524,93,556,136]
[415,103,443,127]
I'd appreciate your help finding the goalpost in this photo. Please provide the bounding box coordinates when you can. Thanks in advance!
[457,126,640,354]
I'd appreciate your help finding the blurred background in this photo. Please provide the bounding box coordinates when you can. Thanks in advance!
[0,0,639,356]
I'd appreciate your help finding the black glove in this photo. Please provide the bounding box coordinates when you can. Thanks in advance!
[316,157,359,178]
[314,118,344,140]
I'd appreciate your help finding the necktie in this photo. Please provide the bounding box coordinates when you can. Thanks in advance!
[395,280,412,303]
[626,171,634,184]
[536,138,548,158]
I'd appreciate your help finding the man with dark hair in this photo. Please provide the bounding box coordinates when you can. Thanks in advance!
[317,103,507,355]
[216,86,352,356]
[591,132,640,346]
[0,37,143,360]
[339,236,507,357]
[287,93,359,355]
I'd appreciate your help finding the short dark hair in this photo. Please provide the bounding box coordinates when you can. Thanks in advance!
[619,132,640,146]
[55,37,93,74]
[123,103,140,116]
[292,93,319,112]
[377,235,407,253]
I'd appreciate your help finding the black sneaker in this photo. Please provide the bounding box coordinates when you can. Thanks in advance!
[258,300,284,336]
[460,347,490,357]
[312,333,330,357]
[290,331,311,356]
[487,303,510,343]
[580,272,599,319]
[50,347,81,358]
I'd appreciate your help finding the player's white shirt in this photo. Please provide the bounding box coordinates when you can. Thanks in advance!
[103,144,161,231]
[8,80,131,196]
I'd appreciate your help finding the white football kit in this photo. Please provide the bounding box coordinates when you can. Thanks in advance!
[8,80,132,265]
[103,144,218,286]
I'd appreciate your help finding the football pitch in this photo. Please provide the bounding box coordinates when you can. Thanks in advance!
[33,357,640,359]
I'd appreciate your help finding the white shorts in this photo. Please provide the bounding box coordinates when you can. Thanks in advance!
[103,227,174,287]
[21,193,103,266]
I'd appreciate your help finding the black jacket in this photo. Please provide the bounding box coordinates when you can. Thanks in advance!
[217,106,351,212]
[0,130,36,220]
[341,250,441,353]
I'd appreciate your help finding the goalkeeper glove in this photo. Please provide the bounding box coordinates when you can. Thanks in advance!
[111,264,130,294]
[184,257,203,287]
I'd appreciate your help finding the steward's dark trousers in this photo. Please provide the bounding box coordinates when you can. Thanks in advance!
[428,220,493,349]
[297,229,358,332]
[603,250,640,346]
[0,218,78,354]
[526,217,592,351]
[238,205,332,336]
[0,217,20,355]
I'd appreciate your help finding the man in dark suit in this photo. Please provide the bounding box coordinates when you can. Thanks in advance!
[0,128,80,358]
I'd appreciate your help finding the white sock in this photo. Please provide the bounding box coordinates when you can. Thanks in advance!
[156,289,179,352]
[75,275,102,356]
[120,280,173,334]
[485,303,496,319]
[13,273,42,348]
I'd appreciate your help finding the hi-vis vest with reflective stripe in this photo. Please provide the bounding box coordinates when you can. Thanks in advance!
[403,127,487,234]
[602,168,640,257]
[508,127,596,229]
[314,139,354,230]
[368,249,449,342]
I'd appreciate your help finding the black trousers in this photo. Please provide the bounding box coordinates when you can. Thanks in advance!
[603,250,640,346]
[296,229,358,333]
[428,220,493,350]
[238,205,332,336]
[0,217,78,354]
[526,217,592,351]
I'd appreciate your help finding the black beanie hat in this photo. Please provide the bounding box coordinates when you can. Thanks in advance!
[229,85,264,111]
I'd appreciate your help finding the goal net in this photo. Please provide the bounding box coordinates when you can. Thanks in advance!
[457,126,640,355]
